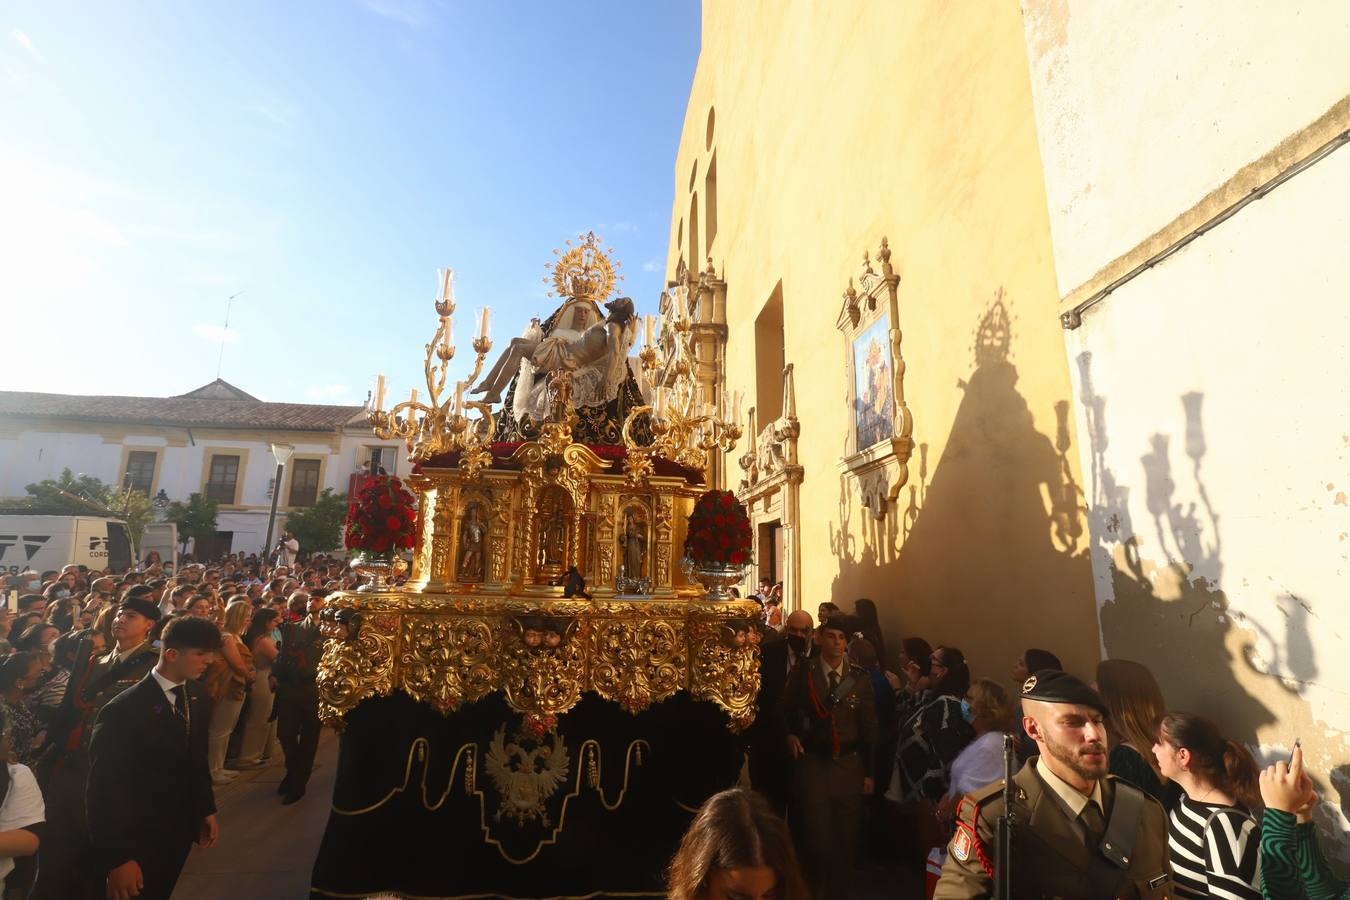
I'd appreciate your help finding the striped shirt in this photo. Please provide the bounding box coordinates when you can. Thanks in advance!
[1168,795,1262,899]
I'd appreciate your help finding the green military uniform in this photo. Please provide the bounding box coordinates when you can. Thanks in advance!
[934,669,1173,900]
[35,629,159,899]
[934,759,1172,899]
[779,616,878,900]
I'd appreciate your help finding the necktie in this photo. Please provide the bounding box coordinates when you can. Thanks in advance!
[171,685,189,729]
[1079,801,1106,847]
[828,670,840,695]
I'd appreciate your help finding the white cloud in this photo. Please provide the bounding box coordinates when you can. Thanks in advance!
[358,0,430,27]
[11,29,42,61]
[192,323,240,344]
[641,259,660,273]
[303,383,350,401]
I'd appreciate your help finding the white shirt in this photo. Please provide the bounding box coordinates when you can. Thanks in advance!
[0,763,45,880]
[151,667,186,707]
[281,538,299,566]
[947,730,1009,798]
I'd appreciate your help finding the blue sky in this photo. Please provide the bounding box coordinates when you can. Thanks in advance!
[1,1,700,406]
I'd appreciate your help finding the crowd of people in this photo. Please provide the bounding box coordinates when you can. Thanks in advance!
[680,590,1346,900]
[0,544,347,899]
[0,552,1342,900]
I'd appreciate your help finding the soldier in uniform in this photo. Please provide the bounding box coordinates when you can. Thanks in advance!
[780,613,878,900]
[33,595,161,900]
[934,670,1173,900]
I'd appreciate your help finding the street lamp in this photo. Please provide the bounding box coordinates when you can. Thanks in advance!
[263,442,294,560]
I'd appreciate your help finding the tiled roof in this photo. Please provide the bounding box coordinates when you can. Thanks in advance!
[0,387,365,432]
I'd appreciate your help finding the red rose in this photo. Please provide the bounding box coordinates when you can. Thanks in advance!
[378,494,391,508]
[386,515,402,531]
[720,494,733,508]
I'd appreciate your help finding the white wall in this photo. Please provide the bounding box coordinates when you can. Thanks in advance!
[1022,0,1350,295]
[1023,0,1350,857]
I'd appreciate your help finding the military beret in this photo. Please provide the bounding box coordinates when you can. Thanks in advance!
[1020,669,1107,715]
[118,595,163,622]
[820,613,861,637]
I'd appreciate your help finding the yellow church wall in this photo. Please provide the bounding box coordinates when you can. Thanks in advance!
[664,1,1100,680]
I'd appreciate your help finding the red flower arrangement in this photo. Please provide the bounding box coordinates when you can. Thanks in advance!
[683,489,752,566]
[344,476,418,555]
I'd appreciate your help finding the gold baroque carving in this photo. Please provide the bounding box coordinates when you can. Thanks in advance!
[318,611,398,726]
[589,617,686,713]
[399,615,497,712]
[318,594,762,730]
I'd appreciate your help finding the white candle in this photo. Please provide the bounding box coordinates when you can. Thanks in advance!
[454,381,465,414]
[645,315,655,348]
[733,390,743,422]
[375,374,386,411]
[440,267,454,303]
[479,307,490,340]
[409,387,418,407]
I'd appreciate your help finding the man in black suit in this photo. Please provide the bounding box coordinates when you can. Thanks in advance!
[273,591,327,804]
[87,616,223,900]
[34,595,161,900]
[748,609,815,816]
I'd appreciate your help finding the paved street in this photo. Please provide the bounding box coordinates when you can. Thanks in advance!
[173,731,337,899]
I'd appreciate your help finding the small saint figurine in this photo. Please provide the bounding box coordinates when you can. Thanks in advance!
[618,510,647,580]
[457,505,486,582]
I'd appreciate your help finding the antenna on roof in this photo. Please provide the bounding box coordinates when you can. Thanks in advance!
[216,290,246,380]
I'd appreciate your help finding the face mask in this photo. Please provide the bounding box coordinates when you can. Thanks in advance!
[960,699,975,724]
[785,634,807,655]
[56,588,70,599]
[25,581,39,591]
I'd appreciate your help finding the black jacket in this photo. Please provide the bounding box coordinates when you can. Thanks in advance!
[86,673,216,874]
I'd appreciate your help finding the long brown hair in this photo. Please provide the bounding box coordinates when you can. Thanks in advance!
[667,788,807,900]
[1096,658,1167,779]
[1158,712,1261,810]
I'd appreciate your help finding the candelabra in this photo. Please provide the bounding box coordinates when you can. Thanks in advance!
[368,269,497,476]
[622,287,742,477]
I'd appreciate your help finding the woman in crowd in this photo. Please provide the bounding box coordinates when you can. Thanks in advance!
[1153,712,1263,899]
[233,608,283,769]
[887,645,974,807]
[0,704,44,898]
[185,595,215,620]
[853,597,887,669]
[1259,743,1345,900]
[1096,658,1178,804]
[667,787,807,900]
[940,678,1015,811]
[205,599,255,784]
[11,624,57,656]
[0,655,42,766]
[895,636,935,719]
[90,604,117,649]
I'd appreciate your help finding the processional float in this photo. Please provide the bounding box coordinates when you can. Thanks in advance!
[311,233,759,899]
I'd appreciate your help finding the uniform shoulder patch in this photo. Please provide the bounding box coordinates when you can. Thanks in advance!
[951,822,974,862]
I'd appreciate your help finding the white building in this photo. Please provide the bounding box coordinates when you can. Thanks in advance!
[0,379,404,558]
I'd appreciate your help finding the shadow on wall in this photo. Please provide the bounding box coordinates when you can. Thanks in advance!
[1077,353,1290,746]
[831,291,1097,677]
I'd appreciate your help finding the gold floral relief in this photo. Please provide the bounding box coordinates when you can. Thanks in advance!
[318,610,398,727]
[588,617,686,713]
[398,615,498,713]
[687,619,761,732]
[499,619,588,717]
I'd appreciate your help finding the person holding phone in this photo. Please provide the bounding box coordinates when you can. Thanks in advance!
[1260,744,1346,900]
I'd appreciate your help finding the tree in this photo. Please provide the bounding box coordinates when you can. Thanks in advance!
[109,488,155,556]
[284,489,348,559]
[23,467,114,512]
[165,493,219,553]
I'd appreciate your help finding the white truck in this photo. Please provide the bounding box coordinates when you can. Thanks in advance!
[0,515,177,574]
